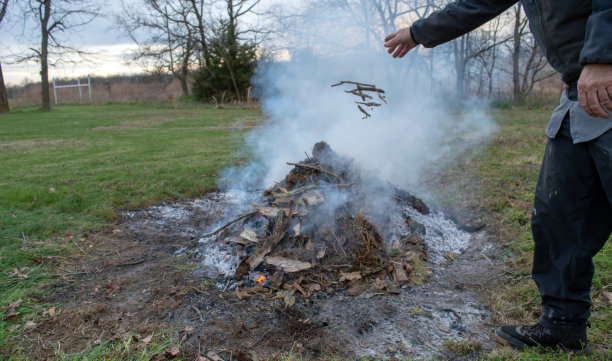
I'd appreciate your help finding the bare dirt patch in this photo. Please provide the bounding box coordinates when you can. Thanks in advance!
[24,193,505,360]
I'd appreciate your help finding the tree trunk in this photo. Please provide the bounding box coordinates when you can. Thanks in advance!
[512,3,522,103]
[0,62,8,112]
[454,37,467,98]
[40,0,51,111]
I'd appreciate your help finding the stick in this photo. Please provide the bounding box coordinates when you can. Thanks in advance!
[191,305,205,322]
[286,162,341,180]
[115,258,148,267]
[357,105,371,118]
[201,211,258,238]
[356,102,381,107]
[290,183,354,196]
[234,210,289,280]
[331,80,377,88]
[481,253,514,275]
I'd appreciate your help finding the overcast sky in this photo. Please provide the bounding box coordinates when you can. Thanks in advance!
[0,0,294,86]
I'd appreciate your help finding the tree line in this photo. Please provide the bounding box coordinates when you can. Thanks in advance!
[0,0,558,112]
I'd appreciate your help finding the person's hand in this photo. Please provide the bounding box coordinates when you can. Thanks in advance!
[384,28,418,58]
[578,64,612,118]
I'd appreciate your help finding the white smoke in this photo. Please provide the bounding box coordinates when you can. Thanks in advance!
[221,4,496,197]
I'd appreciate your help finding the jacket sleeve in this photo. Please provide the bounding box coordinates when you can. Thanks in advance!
[411,0,517,48]
[579,0,612,65]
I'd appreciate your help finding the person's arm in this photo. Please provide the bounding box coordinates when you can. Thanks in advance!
[385,0,516,57]
[578,1,612,118]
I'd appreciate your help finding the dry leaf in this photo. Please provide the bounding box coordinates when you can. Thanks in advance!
[7,299,23,310]
[265,257,312,273]
[206,352,224,361]
[603,291,612,304]
[339,272,362,282]
[316,248,326,259]
[105,283,119,298]
[47,307,56,317]
[141,334,153,344]
[168,345,180,356]
[184,326,194,332]
[196,357,208,361]
[307,283,322,292]
[24,321,37,329]
[4,308,19,320]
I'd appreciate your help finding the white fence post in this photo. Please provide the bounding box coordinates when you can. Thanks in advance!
[77,78,82,101]
[88,77,92,103]
[53,81,58,104]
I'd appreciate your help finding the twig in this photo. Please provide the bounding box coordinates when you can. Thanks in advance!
[191,305,205,322]
[286,162,341,180]
[357,105,371,118]
[356,102,381,107]
[115,258,148,267]
[201,211,258,238]
[290,182,354,196]
[481,253,514,275]
[331,80,376,88]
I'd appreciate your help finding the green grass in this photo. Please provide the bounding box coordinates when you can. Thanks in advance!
[432,107,611,360]
[0,103,260,359]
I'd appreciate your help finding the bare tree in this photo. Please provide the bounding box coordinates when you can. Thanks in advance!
[0,0,10,112]
[508,3,555,102]
[118,0,207,97]
[19,0,99,111]
[451,27,510,98]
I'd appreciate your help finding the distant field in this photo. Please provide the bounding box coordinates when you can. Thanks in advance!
[0,104,609,360]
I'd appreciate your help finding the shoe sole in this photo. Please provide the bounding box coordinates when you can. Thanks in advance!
[494,327,591,356]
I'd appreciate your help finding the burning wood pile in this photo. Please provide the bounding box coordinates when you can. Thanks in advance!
[206,142,432,298]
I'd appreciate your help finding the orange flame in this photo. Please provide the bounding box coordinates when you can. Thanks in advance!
[256,275,265,284]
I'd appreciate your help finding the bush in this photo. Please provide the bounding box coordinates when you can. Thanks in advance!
[192,20,257,102]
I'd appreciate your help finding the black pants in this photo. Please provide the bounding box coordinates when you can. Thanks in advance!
[531,117,612,324]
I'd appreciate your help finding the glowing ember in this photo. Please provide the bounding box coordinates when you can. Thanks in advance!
[256,275,265,284]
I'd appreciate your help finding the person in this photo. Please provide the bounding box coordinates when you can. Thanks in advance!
[384,0,611,356]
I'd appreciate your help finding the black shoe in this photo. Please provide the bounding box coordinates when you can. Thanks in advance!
[495,320,590,356]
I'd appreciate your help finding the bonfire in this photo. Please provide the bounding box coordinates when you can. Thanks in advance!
[203,141,432,298]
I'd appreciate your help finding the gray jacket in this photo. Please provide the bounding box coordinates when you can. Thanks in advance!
[410,0,612,142]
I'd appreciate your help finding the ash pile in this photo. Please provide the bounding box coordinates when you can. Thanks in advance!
[202,141,437,298]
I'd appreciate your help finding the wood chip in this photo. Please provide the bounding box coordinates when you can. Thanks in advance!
[394,263,409,283]
[292,223,301,236]
[339,272,362,282]
[228,236,250,245]
[301,190,324,206]
[265,257,312,273]
[253,204,281,217]
[239,228,259,243]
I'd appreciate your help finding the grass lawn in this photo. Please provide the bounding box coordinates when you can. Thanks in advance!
[0,103,609,360]
[0,102,260,359]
